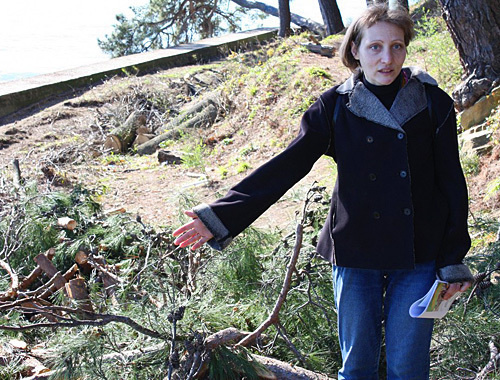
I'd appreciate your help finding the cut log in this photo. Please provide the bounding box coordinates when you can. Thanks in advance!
[158,93,220,135]
[75,250,92,275]
[132,133,155,147]
[251,354,336,380]
[301,43,336,57]
[18,249,56,291]
[33,254,69,298]
[38,273,67,299]
[104,111,146,153]
[65,278,93,312]
[56,217,77,230]
[19,267,43,290]
[62,264,79,282]
[34,254,60,279]
[137,103,218,155]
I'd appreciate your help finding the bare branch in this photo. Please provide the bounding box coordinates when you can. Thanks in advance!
[0,302,166,340]
[476,341,500,380]
[0,259,18,298]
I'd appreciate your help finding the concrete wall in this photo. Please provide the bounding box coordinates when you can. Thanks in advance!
[0,28,277,122]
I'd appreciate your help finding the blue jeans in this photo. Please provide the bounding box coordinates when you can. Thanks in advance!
[332,261,436,380]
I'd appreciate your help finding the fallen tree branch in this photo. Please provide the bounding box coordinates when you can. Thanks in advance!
[230,0,326,36]
[0,259,18,299]
[0,303,166,340]
[236,185,325,349]
[237,221,304,347]
[251,354,336,380]
[476,340,500,380]
[137,100,218,156]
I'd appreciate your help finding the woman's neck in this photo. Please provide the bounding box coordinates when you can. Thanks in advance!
[362,72,403,110]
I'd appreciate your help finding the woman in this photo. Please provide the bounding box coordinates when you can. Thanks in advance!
[173,5,474,379]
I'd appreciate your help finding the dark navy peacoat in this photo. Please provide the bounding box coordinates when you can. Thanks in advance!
[193,67,472,280]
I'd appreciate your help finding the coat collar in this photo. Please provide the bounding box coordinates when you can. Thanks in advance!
[336,67,438,132]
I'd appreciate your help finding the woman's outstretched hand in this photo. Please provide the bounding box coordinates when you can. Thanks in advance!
[173,211,214,250]
[442,281,471,300]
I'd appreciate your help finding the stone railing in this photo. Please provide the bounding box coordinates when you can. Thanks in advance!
[0,28,277,122]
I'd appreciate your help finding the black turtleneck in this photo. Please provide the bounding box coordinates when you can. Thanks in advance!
[362,72,403,110]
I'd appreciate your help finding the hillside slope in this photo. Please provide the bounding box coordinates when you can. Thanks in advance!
[0,38,348,232]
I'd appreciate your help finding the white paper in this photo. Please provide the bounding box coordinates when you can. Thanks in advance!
[409,280,461,319]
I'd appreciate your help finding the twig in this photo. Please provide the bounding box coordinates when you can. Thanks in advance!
[463,263,500,317]
[276,322,307,366]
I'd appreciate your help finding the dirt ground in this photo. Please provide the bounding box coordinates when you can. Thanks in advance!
[0,52,498,234]
[0,55,340,233]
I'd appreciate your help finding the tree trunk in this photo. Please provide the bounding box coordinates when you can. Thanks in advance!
[318,0,344,34]
[438,0,500,110]
[367,0,409,8]
[230,0,326,36]
[389,0,409,10]
[278,0,292,37]
[137,104,218,155]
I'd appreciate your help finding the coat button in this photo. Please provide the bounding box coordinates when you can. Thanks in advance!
[373,211,381,219]
[369,173,377,181]
[400,170,407,178]
[366,136,374,143]
[397,132,405,140]
[403,208,411,216]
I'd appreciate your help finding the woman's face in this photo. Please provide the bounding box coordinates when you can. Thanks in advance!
[351,22,406,86]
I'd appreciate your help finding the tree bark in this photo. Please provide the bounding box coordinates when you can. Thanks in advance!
[278,0,292,37]
[137,103,218,155]
[438,0,500,110]
[318,0,344,34]
[367,0,409,8]
[104,111,146,153]
[230,0,326,36]
[389,0,409,10]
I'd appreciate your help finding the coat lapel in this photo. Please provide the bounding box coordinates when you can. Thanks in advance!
[348,82,403,131]
[336,67,433,132]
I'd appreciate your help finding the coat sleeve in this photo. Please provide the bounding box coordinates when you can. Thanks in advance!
[431,87,473,282]
[193,89,338,250]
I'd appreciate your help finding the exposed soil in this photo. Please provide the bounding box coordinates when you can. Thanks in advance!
[0,47,498,234]
[0,50,343,233]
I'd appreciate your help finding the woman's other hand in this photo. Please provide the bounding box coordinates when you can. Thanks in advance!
[442,281,472,300]
[173,211,214,250]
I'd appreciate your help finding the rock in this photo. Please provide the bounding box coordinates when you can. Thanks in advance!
[460,86,500,131]
[157,150,182,164]
[459,126,493,156]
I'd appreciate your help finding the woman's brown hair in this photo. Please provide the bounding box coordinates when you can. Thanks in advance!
[339,4,415,72]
